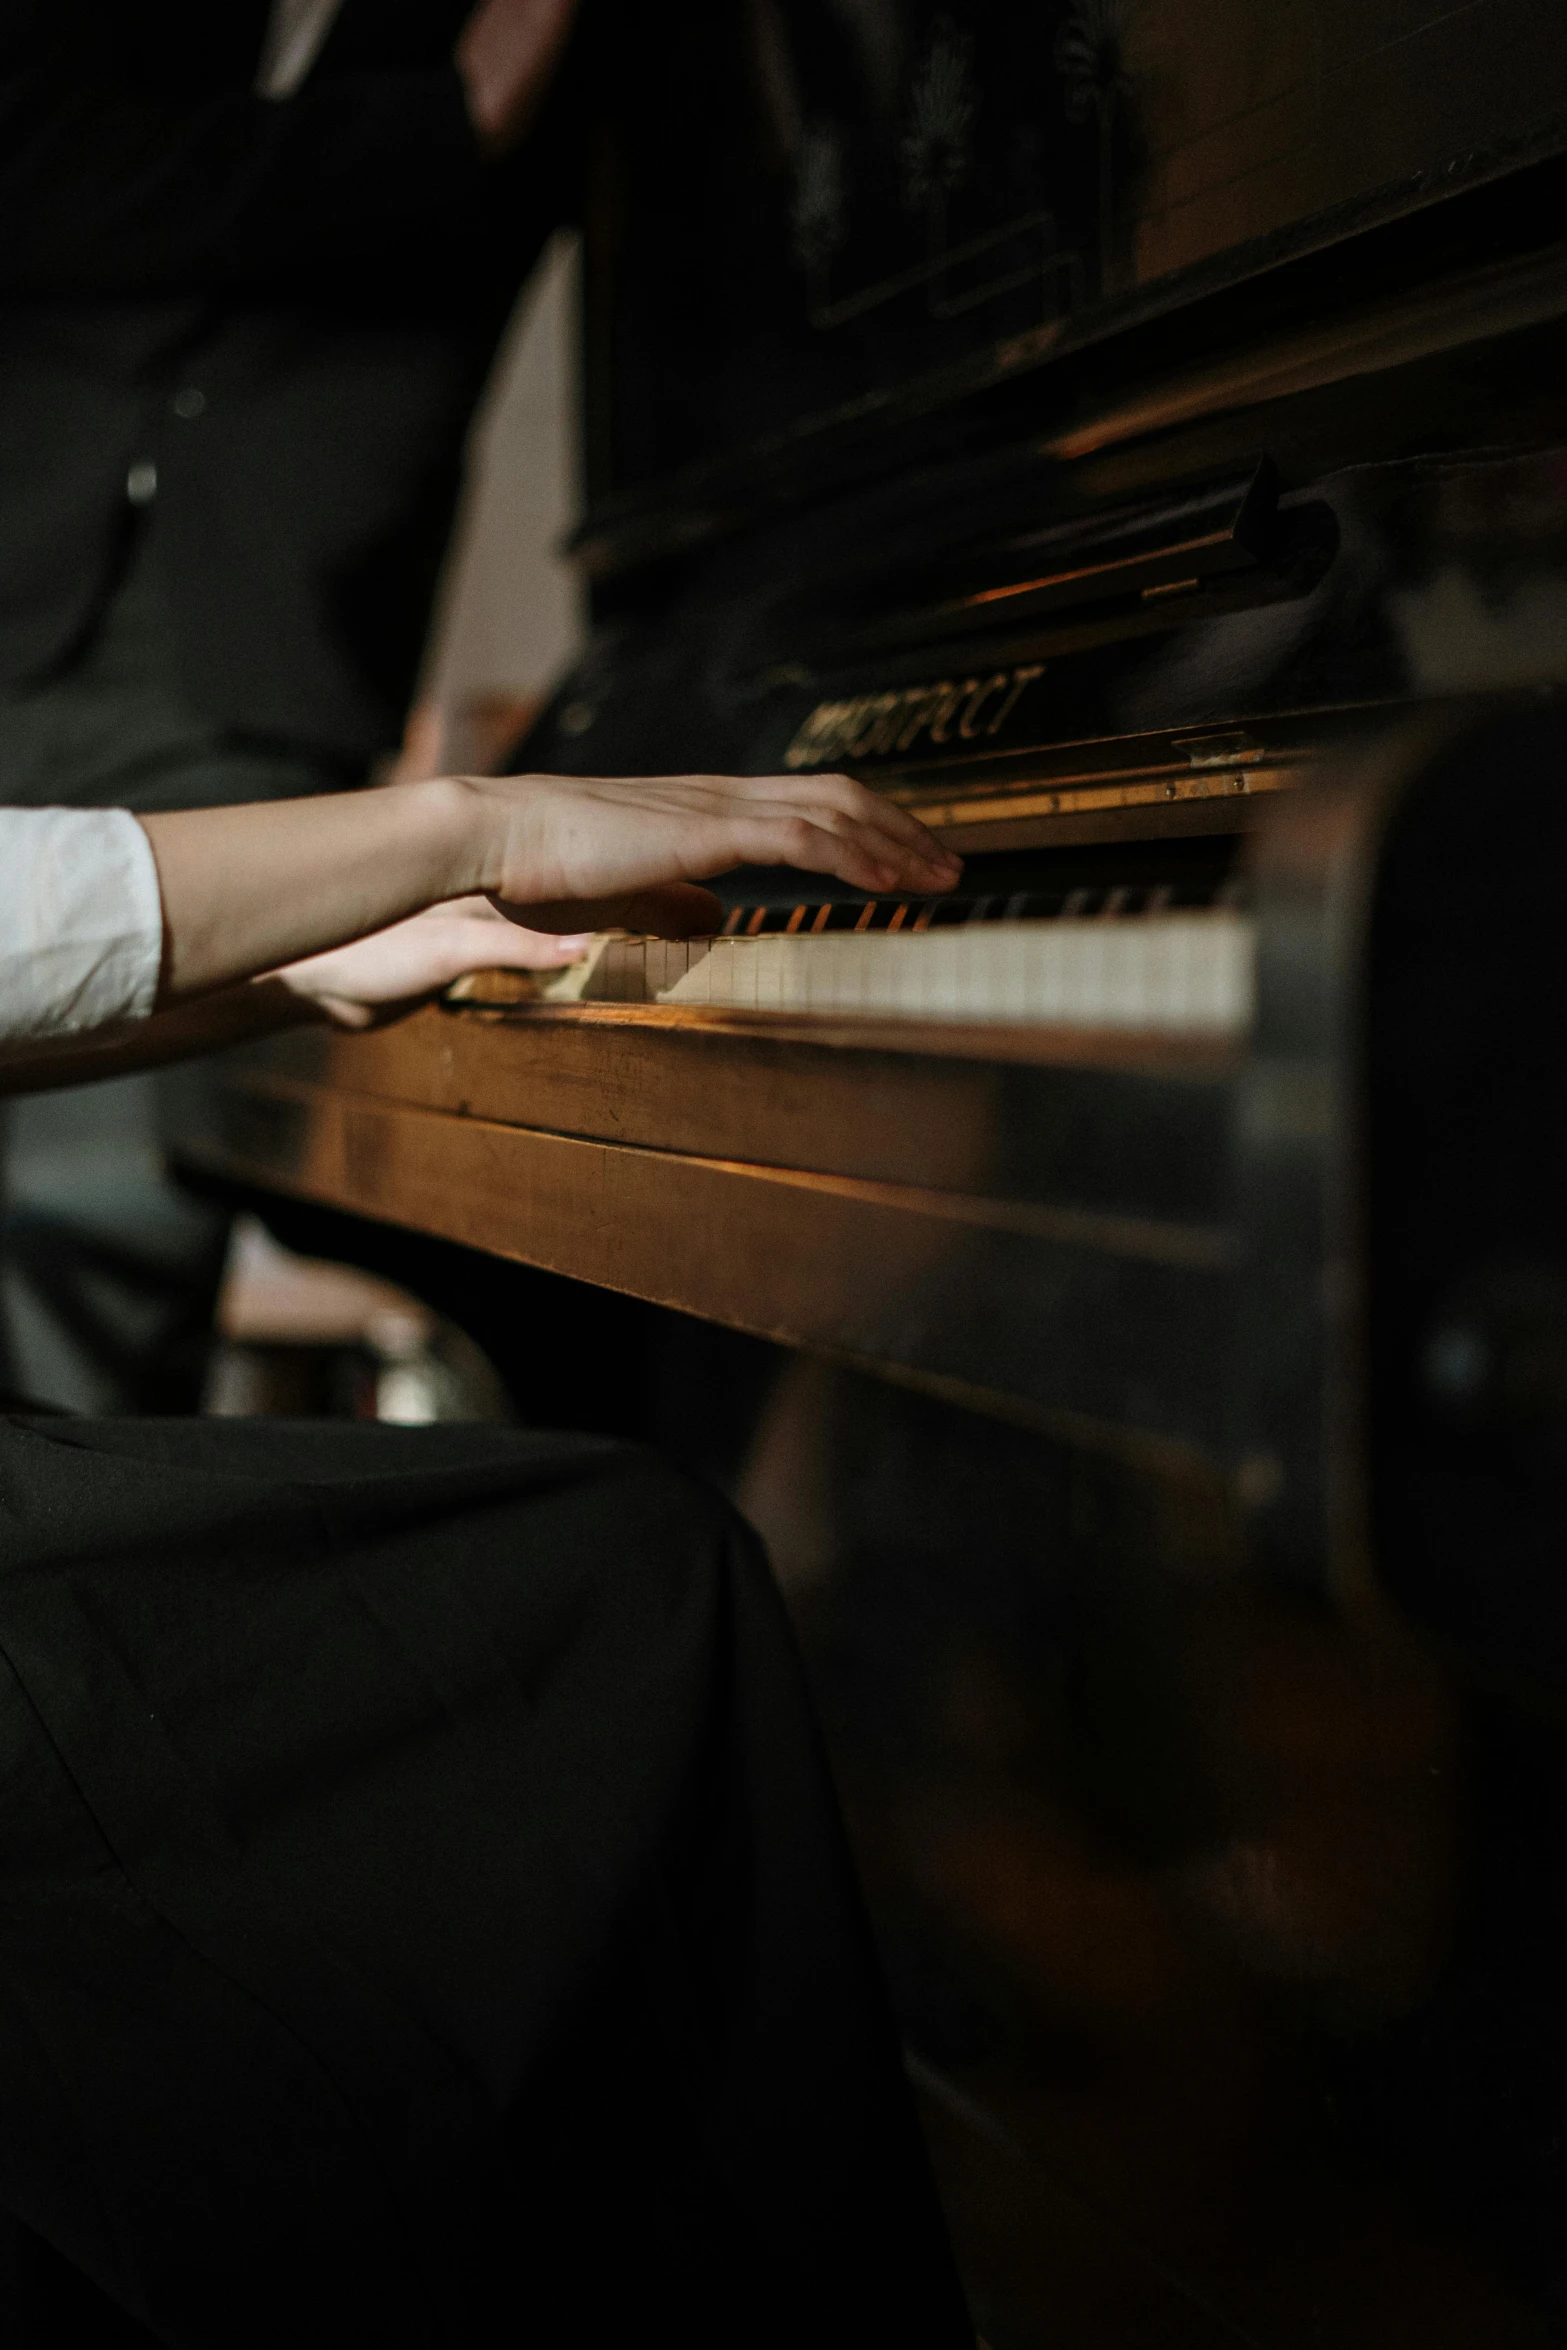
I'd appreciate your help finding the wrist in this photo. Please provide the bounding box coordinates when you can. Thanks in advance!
[405,772,495,900]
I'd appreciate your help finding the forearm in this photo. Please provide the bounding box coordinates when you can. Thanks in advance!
[0,763,956,1082]
[139,777,487,1003]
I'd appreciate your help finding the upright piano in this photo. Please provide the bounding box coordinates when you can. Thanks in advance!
[177,7,1567,2340]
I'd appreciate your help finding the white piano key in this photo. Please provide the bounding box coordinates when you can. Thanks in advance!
[651,912,1252,1031]
[534,912,1253,1033]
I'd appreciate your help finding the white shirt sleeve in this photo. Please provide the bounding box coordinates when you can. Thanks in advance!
[0,808,165,1044]
[256,0,346,97]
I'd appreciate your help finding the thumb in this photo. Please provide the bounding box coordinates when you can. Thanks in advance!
[474,923,593,968]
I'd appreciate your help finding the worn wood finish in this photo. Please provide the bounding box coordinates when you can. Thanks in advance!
[235,1004,1236,1216]
[185,1056,1234,1472]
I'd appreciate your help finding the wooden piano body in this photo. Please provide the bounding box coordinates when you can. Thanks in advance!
[177,16,1567,2342]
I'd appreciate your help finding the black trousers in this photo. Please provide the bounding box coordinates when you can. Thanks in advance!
[0,1414,969,2347]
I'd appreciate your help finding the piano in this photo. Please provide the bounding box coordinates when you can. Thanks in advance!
[175,8,1567,2342]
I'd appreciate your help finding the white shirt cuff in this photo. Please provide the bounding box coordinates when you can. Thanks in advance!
[0,807,165,1044]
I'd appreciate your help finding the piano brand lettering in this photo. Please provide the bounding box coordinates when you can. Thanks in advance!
[785,664,1044,769]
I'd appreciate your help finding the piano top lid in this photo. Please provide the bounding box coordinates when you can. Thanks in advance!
[573,88,1567,588]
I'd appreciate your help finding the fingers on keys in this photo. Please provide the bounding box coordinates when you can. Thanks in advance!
[716,774,961,895]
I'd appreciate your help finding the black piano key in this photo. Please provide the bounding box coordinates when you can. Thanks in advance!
[709,882,1234,944]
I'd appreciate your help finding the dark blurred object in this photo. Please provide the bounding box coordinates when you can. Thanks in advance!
[202,1215,513,1423]
[574,0,1567,531]
[168,9,1567,2341]
[0,2213,158,2348]
[0,0,582,763]
[214,1186,780,1476]
[179,712,1567,2349]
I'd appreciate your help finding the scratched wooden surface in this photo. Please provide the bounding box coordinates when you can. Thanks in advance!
[1130,0,1567,284]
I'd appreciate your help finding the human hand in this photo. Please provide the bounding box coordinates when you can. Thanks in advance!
[134,767,960,1010]
[455,0,581,156]
[273,898,589,1029]
[461,770,964,934]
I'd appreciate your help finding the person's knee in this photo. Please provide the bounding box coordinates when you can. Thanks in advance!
[581,1442,750,1612]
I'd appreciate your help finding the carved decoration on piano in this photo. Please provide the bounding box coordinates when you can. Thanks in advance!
[787,5,1084,336]
[790,120,850,311]
[901,17,977,260]
[1055,0,1136,294]
[584,0,1567,510]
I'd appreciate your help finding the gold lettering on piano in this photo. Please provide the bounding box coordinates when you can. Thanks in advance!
[927,680,973,746]
[784,662,1045,769]
[982,664,1044,737]
[958,673,1011,738]
[847,693,903,755]
[898,684,957,751]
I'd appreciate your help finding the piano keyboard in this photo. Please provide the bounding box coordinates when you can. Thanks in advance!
[453,887,1254,1033]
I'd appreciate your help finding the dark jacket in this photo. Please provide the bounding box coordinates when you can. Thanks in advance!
[0,1,574,765]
